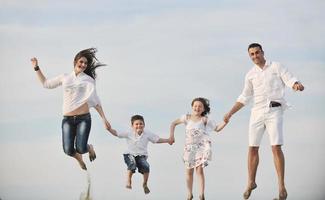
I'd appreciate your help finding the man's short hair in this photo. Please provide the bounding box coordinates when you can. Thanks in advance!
[248,43,263,52]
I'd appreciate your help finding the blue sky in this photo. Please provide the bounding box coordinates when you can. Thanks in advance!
[1,0,325,199]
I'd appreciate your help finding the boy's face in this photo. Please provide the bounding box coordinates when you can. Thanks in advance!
[132,119,145,134]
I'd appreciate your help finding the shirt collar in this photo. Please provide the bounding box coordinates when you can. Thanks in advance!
[254,60,270,72]
[71,71,85,78]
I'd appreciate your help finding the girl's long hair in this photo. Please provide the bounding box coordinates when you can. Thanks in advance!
[191,97,211,116]
[74,48,106,79]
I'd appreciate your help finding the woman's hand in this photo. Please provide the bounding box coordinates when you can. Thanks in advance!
[30,57,38,68]
[103,118,111,130]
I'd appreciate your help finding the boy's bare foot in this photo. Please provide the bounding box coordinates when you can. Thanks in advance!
[126,179,132,189]
[88,144,96,162]
[143,184,150,194]
[187,194,193,200]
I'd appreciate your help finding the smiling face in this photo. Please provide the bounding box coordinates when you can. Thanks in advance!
[191,100,205,116]
[74,56,88,74]
[248,47,265,67]
[132,119,145,134]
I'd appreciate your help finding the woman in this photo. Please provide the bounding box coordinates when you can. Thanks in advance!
[31,48,111,170]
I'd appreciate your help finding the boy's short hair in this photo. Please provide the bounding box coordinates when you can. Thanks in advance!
[131,115,145,125]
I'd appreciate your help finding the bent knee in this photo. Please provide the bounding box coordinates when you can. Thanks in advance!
[76,145,88,154]
[63,146,76,156]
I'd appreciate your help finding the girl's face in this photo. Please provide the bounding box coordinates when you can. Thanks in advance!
[192,101,205,116]
[74,57,88,74]
[132,120,145,134]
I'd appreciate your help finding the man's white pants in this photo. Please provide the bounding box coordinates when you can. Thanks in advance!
[249,107,284,146]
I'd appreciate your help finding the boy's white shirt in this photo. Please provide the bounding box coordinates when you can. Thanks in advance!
[116,129,160,156]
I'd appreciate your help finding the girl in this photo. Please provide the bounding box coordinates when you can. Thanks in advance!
[169,97,227,200]
[30,48,111,170]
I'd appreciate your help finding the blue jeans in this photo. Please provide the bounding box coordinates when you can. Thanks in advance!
[123,154,150,174]
[61,113,91,156]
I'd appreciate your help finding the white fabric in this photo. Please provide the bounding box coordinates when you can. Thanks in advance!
[249,107,283,146]
[43,71,101,114]
[117,129,160,156]
[237,61,298,111]
[180,114,216,169]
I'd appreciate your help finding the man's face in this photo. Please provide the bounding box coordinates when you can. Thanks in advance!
[248,47,265,66]
[132,119,145,134]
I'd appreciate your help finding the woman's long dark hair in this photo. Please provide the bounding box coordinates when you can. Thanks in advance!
[74,48,106,79]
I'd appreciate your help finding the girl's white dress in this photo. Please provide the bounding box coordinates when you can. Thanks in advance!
[180,114,217,169]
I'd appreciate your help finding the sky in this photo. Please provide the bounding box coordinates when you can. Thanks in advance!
[1,0,325,199]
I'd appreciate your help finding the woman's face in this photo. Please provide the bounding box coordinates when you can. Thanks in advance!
[74,57,88,74]
[192,101,205,116]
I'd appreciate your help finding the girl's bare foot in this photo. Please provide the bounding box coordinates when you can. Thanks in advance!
[88,144,96,162]
[187,194,193,200]
[74,153,87,170]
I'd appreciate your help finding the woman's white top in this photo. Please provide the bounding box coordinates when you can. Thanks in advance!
[43,71,101,114]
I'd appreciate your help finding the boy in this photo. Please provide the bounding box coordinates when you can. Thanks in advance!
[107,115,172,194]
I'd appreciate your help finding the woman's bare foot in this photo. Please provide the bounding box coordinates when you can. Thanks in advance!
[74,153,87,170]
[88,144,96,162]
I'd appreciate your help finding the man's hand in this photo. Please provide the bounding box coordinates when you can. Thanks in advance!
[293,82,304,91]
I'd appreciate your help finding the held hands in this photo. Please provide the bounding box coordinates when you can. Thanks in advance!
[168,136,175,145]
[293,82,304,91]
[216,121,228,132]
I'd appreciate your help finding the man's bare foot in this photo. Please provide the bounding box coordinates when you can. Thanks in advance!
[88,144,96,162]
[243,182,257,199]
[273,188,288,200]
[143,183,150,194]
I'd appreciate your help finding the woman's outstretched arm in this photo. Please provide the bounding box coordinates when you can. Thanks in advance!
[31,57,46,85]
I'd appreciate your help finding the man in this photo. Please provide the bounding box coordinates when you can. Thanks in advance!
[224,43,304,200]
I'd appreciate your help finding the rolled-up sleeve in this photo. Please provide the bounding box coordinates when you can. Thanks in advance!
[116,130,129,138]
[237,73,253,105]
[88,87,101,107]
[147,131,160,143]
[43,74,64,89]
[278,63,298,88]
